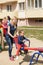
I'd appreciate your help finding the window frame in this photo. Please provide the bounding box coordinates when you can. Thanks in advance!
[35,0,42,8]
[7,5,12,12]
[19,2,25,10]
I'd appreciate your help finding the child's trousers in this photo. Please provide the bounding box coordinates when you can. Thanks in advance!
[16,43,28,56]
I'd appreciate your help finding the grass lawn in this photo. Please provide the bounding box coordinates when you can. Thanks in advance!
[18,26,43,41]
[18,26,43,28]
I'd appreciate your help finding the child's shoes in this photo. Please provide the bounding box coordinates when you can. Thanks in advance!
[16,56,18,60]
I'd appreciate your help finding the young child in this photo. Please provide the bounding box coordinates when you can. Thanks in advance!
[2,17,8,36]
[16,30,30,59]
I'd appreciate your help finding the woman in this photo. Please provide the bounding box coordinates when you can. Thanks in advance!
[5,19,16,61]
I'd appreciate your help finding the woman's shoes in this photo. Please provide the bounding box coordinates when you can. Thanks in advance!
[9,55,19,61]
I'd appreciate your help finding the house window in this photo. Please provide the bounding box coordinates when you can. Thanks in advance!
[28,0,30,7]
[28,0,34,8]
[27,0,42,8]
[35,0,42,8]
[31,0,34,7]
[35,0,38,8]
[39,0,42,7]
[0,8,2,12]
[19,2,25,10]
[7,5,12,12]
[0,5,2,12]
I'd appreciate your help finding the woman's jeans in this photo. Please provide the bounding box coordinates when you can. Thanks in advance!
[5,34,13,57]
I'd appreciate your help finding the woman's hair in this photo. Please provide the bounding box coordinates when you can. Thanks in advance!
[14,16,18,23]
[7,16,11,21]
[10,19,16,26]
[14,16,18,19]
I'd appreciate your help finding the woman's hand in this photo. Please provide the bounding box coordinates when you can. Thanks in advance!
[12,36,14,38]
[12,35,16,38]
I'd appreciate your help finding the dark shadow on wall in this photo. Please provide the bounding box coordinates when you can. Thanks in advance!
[28,19,43,26]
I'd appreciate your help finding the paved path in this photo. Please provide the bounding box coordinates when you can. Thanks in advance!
[0,38,43,65]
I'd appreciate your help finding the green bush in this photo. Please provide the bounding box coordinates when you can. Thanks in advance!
[0,30,1,33]
[0,44,2,52]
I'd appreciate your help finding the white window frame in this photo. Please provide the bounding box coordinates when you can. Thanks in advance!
[34,0,42,8]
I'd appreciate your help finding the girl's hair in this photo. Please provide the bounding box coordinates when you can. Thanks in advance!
[3,17,6,19]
